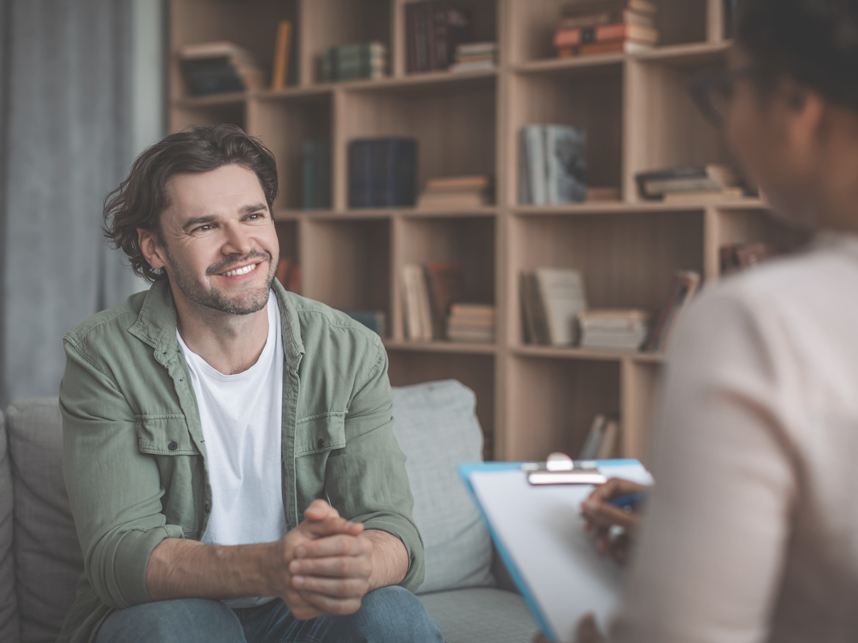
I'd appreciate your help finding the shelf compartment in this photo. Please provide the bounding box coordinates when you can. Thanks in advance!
[507,210,704,346]
[504,356,620,462]
[506,0,709,66]
[506,67,623,207]
[251,93,333,211]
[337,79,496,211]
[387,351,495,457]
[274,220,300,268]
[300,218,391,327]
[169,0,297,101]
[301,0,393,85]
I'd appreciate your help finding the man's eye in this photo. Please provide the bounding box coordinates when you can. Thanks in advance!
[194,224,214,233]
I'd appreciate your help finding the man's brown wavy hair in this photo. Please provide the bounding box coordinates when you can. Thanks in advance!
[103,124,279,282]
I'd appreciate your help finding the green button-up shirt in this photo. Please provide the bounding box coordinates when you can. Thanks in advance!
[57,278,423,643]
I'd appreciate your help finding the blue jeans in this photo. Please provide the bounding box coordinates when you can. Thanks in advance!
[95,586,444,643]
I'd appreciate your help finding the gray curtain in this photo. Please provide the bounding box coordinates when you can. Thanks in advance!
[0,0,157,406]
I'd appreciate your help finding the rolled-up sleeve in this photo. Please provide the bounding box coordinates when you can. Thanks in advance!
[323,338,425,592]
[60,338,183,610]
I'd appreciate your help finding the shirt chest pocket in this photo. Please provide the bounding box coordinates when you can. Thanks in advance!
[295,412,346,456]
[135,415,200,456]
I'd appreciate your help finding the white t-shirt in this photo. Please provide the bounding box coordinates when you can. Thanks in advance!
[177,289,286,608]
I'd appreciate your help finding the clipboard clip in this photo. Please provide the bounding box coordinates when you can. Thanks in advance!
[524,452,608,486]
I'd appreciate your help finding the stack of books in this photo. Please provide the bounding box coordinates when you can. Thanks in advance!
[348,138,418,208]
[321,42,387,82]
[579,414,619,460]
[447,303,495,343]
[405,1,473,73]
[302,141,331,210]
[578,309,650,351]
[449,42,497,73]
[416,175,491,209]
[554,0,659,58]
[644,270,701,352]
[720,242,774,276]
[520,268,588,346]
[519,124,587,205]
[179,41,264,96]
[342,310,387,337]
[636,165,744,201]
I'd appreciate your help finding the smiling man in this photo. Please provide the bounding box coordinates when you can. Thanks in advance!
[57,125,443,643]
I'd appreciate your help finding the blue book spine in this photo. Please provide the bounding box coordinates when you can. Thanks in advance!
[348,140,375,208]
[373,138,417,207]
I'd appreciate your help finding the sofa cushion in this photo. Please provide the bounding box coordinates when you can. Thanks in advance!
[0,410,19,643]
[391,380,495,594]
[419,587,538,643]
[7,398,82,643]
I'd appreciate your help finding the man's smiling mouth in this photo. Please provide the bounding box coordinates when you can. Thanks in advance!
[220,263,259,277]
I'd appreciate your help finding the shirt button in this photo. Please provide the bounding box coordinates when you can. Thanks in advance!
[205,503,211,513]
[317,438,325,449]
[168,441,178,451]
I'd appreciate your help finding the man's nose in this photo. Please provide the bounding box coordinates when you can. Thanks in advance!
[222,222,253,255]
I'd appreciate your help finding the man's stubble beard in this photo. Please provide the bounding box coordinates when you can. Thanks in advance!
[162,244,277,316]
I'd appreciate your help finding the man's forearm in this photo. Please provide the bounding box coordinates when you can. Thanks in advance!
[365,530,408,591]
[146,538,276,601]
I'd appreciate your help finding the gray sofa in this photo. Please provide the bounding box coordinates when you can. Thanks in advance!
[0,380,537,642]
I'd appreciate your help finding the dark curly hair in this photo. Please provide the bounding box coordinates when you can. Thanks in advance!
[103,124,279,282]
[737,0,858,112]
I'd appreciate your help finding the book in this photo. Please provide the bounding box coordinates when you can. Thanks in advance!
[449,60,497,73]
[636,165,739,200]
[302,141,332,210]
[179,41,257,62]
[342,310,387,337]
[576,40,654,56]
[456,41,498,56]
[418,175,491,208]
[425,263,467,339]
[446,325,495,343]
[579,309,650,351]
[348,138,418,208]
[450,302,495,318]
[402,264,433,341]
[560,0,657,17]
[662,188,744,202]
[554,23,659,47]
[416,192,489,208]
[596,419,619,459]
[520,125,548,206]
[520,272,552,345]
[181,57,264,95]
[579,414,607,459]
[546,125,587,204]
[406,1,473,73]
[644,270,701,352]
[447,302,496,343]
[559,9,655,29]
[322,42,387,82]
[535,268,588,346]
[270,21,292,90]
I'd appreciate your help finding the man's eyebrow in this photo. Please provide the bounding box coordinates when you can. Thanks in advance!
[181,215,218,232]
[240,203,268,214]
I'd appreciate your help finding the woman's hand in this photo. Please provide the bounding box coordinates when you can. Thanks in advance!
[581,478,649,564]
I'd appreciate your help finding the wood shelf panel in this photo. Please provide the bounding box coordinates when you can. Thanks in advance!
[511,346,665,364]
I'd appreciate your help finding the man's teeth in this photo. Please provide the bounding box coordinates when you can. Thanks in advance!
[222,264,257,277]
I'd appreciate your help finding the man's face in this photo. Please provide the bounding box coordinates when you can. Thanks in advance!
[142,164,280,317]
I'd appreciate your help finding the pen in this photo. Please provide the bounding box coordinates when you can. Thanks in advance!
[609,491,648,511]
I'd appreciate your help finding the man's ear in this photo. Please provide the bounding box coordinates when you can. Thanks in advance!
[138,228,167,271]
[782,79,825,151]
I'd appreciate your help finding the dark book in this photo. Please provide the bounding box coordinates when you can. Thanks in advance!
[425,263,467,339]
[644,270,701,352]
[302,141,331,210]
[349,138,418,208]
[635,165,738,200]
[406,3,419,73]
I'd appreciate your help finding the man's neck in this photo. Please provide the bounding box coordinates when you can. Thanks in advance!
[175,294,270,376]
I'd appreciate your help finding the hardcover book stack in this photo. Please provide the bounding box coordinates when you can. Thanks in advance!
[578,309,650,351]
[180,41,264,96]
[554,0,659,58]
[644,270,701,352]
[321,42,387,82]
[302,141,331,210]
[520,268,588,346]
[405,1,473,73]
[519,124,587,205]
[449,42,497,73]
[446,303,495,343]
[416,175,491,209]
[636,165,744,201]
[348,138,418,208]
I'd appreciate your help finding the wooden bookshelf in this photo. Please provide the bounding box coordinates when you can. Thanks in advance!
[169,0,802,465]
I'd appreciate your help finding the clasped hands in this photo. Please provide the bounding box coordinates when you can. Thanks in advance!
[269,499,374,620]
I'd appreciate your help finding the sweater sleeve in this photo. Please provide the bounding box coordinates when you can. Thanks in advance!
[60,338,184,610]
[612,285,798,643]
